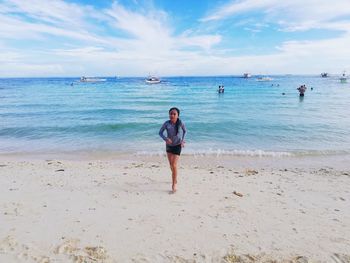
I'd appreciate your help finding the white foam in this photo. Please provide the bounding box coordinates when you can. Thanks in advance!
[136,148,293,157]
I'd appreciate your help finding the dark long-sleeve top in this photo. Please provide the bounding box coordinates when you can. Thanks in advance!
[159,120,186,146]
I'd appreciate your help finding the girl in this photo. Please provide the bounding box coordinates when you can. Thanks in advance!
[159,107,186,193]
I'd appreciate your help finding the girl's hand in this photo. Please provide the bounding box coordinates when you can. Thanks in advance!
[166,138,172,145]
[181,141,185,148]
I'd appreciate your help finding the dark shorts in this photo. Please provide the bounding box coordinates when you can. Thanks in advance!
[166,144,182,155]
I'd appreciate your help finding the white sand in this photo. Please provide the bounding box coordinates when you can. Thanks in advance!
[0,154,349,262]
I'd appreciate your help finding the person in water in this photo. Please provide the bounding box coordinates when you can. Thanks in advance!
[159,107,187,193]
[297,85,307,96]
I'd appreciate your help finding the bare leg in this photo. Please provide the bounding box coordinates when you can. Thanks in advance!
[167,152,172,166]
[172,154,179,185]
[167,153,179,193]
[167,152,174,174]
[167,153,175,188]
[170,154,179,193]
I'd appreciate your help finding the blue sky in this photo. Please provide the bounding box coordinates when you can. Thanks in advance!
[0,0,350,77]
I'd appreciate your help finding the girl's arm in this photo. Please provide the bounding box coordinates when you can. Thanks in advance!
[159,122,167,141]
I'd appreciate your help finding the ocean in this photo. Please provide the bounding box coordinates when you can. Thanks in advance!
[0,75,349,157]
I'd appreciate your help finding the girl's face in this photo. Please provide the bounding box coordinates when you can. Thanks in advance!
[169,109,178,123]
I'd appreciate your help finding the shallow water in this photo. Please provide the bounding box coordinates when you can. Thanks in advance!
[0,75,349,156]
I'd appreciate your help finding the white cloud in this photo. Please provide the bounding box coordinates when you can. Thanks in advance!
[0,0,349,77]
[0,14,108,43]
[214,34,350,75]
[201,0,276,22]
[202,0,350,32]
[104,3,221,52]
[0,63,64,77]
[2,0,89,27]
[4,31,348,77]
[0,0,223,77]
[105,3,171,41]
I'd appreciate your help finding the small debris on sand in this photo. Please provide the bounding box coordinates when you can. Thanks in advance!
[245,169,258,176]
[233,191,243,197]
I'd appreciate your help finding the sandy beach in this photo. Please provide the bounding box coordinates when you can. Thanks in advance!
[0,154,349,263]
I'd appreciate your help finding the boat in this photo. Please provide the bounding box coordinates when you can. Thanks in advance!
[80,76,106,82]
[256,76,273,82]
[145,76,161,84]
[321,72,329,78]
[243,73,251,78]
[340,71,347,83]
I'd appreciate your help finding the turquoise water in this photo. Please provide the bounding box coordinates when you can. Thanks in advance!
[0,76,349,156]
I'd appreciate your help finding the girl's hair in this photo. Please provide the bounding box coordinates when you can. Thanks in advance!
[169,107,181,135]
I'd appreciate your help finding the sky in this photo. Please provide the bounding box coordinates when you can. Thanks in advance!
[1,0,350,77]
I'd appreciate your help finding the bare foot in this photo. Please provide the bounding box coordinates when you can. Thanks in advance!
[172,184,177,193]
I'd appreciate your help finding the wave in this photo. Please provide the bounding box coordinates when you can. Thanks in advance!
[136,148,350,157]
[0,122,159,138]
[136,149,292,157]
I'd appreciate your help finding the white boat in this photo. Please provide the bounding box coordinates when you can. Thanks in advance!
[340,71,347,83]
[257,76,273,82]
[80,76,106,83]
[243,73,251,78]
[145,76,161,84]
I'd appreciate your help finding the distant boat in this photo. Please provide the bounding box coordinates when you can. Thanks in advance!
[80,76,106,83]
[243,73,251,78]
[340,71,347,83]
[145,76,161,84]
[257,76,273,82]
[320,72,329,78]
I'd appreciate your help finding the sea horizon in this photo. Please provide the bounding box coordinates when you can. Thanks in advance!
[0,73,346,79]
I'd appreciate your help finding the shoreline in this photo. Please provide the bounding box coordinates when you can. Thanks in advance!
[1,151,350,169]
[1,145,349,159]
[1,154,349,262]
